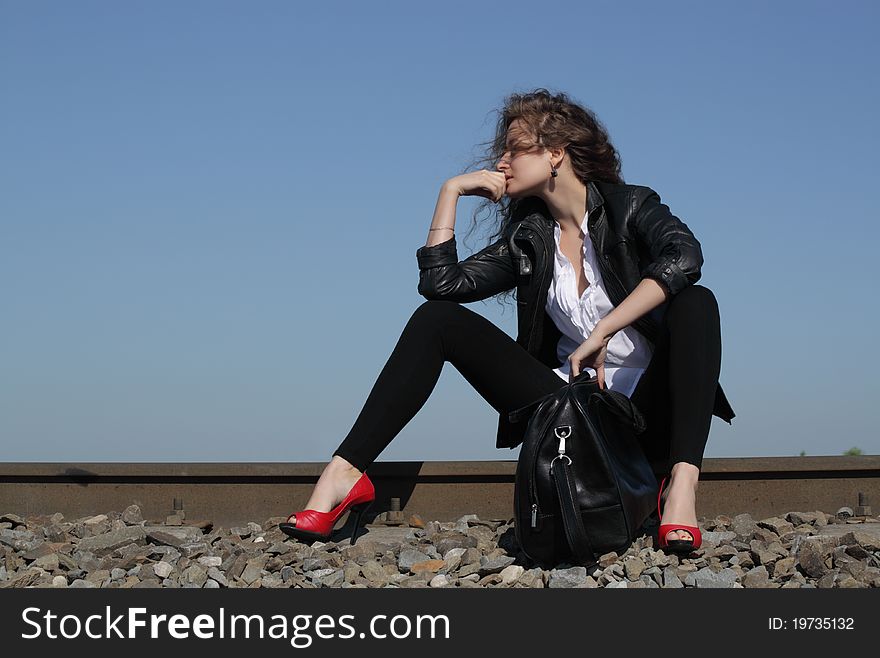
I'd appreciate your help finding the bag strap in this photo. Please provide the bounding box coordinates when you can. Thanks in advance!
[552,456,598,567]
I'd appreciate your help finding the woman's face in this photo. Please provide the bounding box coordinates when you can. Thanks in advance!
[497,119,550,198]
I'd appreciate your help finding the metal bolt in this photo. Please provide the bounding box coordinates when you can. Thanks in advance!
[385,497,404,526]
[856,492,872,517]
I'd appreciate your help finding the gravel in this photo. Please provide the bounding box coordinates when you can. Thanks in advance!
[1,507,878,588]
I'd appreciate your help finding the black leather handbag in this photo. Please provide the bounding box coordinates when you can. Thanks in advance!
[510,371,658,568]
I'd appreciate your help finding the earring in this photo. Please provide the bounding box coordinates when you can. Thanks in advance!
[550,164,558,178]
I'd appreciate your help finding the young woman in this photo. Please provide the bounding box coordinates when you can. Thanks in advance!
[279,88,736,555]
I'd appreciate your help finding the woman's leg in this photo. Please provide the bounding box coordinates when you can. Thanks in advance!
[290,300,567,521]
[333,299,566,470]
[630,284,724,541]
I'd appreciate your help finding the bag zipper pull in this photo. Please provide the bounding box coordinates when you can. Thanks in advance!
[531,503,538,528]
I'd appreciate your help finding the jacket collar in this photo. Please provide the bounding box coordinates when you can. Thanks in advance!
[517,179,605,231]
[510,181,605,277]
[587,179,604,214]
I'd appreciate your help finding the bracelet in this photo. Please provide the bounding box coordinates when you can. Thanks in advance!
[429,227,454,232]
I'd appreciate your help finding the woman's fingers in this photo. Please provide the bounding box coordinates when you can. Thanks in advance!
[494,176,506,202]
[569,338,611,387]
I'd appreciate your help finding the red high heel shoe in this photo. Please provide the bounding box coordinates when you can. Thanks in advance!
[279,472,375,545]
[656,475,702,554]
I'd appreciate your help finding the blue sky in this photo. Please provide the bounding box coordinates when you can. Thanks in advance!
[2,1,877,463]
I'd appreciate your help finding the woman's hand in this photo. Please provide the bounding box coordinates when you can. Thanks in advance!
[568,332,611,388]
[447,170,508,203]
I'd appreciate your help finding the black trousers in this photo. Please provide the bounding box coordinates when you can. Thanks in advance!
[333,284,723,477]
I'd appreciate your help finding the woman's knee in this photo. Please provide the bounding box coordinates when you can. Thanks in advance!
[405,300,467,336]
[664,284,719,325]
[412,299,465,322]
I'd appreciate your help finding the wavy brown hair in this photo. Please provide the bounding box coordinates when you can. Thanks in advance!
[456,87,625,309]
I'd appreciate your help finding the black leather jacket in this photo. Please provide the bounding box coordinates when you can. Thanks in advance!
[416,179,735,450]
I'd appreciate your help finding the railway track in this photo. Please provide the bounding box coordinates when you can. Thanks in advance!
[1,456,878,527]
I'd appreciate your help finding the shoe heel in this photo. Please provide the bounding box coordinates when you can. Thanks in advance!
[348,502,372,546]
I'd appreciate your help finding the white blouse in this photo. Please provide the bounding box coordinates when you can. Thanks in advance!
[545,210,654,398]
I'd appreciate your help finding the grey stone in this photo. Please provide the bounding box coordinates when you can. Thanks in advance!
[21,542,62,560]
[686,567,738,588]
[33,553,59,572]
[758,516,795,537]
[499,564,525,586]
[517,568,546,588]
[76,526,147,556]
[343,562,361,583]
[548,566,588,588]
[702,530,737,544]
[183,565,208,587]
[197,556,222,568]
[457,562,480,577]
[750,540,781,567]
[433,532,478,556]
[624,556,646,580]
[442,547,467,572]
[179,542,208,559]
[302,557,329,572]
[429,574,452,588]
[319,570,345,587]
[122,505,144,525]
[145,525,204,544]
[839,530,880,552]
[731,514,759,541]
[361,560,389,585]
[397,548,432,572]
[742,565,771,588]
[478,554,515,575]
[841,574,869,588]
[153,561,174,579]
[796,536,838,578]
[240,557,268,585]
[771,556,797,579]
[639,574,659,588]
[0,513,26,527]
[710,545,739,561]
[787,511,823,526]
[207,567,229,587]
[146,530,187,549]
[597,552,618,567]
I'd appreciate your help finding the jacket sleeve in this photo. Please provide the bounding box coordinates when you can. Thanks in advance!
[416,234,517,303]
[628,187,703,296]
